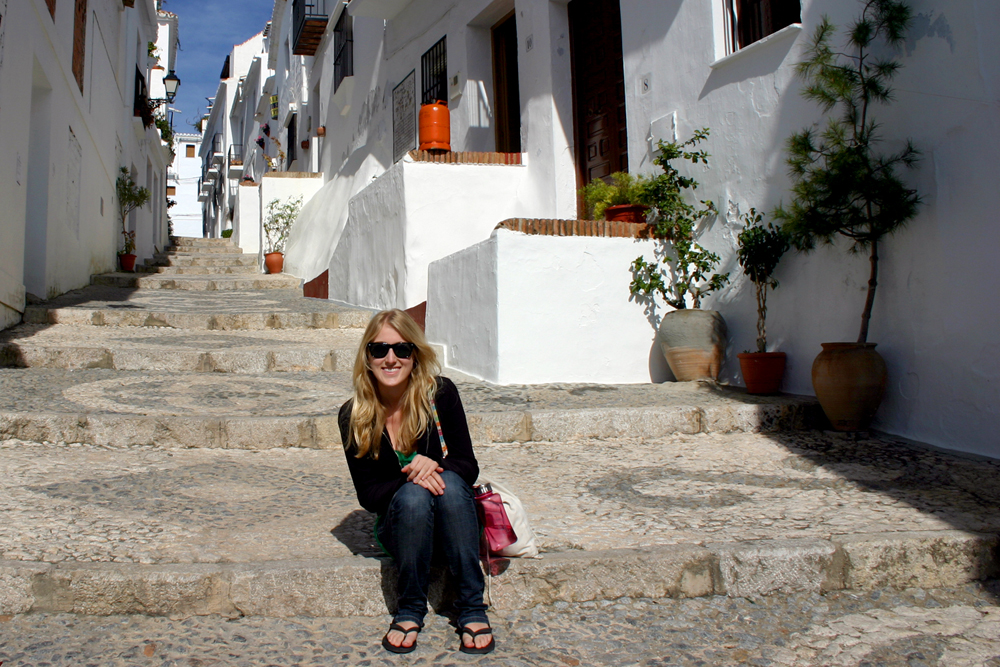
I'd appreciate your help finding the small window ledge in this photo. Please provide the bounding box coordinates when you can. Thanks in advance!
[710,23,803,70]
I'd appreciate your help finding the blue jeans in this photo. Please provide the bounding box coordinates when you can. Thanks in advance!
[377,470,488,627]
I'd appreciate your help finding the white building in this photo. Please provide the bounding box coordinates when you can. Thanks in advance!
[259,0,996,457]
[0,0,175,329]
[170,132,203,237]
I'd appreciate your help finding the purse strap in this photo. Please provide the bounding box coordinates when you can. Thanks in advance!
[430,395,449,459]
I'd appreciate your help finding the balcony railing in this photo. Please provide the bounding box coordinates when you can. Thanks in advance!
[292,0,332,56]
[133,66,154,129]
[212,133,223,154]
[228,144,244,166]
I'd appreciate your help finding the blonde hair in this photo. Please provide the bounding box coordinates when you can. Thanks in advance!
[348,309,441,459]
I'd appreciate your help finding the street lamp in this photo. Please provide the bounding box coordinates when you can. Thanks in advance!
[162,70,181,103]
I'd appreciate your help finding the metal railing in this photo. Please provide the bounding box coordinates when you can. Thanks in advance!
[212,133,223,154]
[228,144,244,166]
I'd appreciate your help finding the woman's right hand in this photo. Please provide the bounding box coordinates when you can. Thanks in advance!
[401,454,446,495]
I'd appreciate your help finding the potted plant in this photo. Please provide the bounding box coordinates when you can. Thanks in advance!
[579,172,650,223]
[773,0,921,430]
[262,196,303,274]
[115,167,151,272]
[736,209,789,394]
[629,129,730,381]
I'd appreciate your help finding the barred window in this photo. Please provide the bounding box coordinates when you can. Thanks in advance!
[421,37,447,105]
[726,0,800,52]
[333,10,353,92]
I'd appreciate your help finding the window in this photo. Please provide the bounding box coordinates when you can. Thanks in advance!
[287,113,297,169]
[726,0,800,52]
[166,186,176,196]
[72,0,87,92]
[45,0,56,19]
[421,37,447,105]
[186,144,195,158]
[333,10,353,92]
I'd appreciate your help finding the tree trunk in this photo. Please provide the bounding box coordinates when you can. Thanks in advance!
[858,239,878,344]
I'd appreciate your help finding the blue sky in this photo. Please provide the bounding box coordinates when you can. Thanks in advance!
[162,0,275,133]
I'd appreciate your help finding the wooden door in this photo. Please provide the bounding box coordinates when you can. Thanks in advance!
[492,11,521,153]
[569,0,627,188]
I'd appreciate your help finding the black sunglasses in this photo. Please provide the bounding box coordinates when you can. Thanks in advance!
[367,341,417,359]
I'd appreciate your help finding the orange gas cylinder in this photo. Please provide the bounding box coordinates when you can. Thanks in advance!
[418,101,451,151]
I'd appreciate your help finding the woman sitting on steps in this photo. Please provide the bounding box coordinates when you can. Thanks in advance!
[337,309,494,654]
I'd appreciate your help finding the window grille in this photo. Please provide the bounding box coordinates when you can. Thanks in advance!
[726,0,800,53]
[334,10,353,92]
[421,37,447,105]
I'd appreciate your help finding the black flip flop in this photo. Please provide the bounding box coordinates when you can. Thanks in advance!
[458,625,495,654]
[382,622,422,654]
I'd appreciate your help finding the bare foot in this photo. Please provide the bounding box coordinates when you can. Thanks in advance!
[461,622,493,650]
[385,621,420,649]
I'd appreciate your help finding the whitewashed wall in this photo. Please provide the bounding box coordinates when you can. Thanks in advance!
[259,172,324,268]
[170,133,203,237]
[0,0,167,327]
[328,158,529,309]
[620,0,1000,456]
[427,228,666,384]
[283,0,579,285]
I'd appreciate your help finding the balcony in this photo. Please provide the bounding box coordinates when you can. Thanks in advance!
[227,144,245,178]
[211,133,224,166]
[133,67,154,129]
[292,0,334,56]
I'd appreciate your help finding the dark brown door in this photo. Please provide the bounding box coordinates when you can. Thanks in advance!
[492,11,521,153]
[569,0,627,188]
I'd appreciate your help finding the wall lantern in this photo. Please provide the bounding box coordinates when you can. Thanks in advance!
[162,70,181,103]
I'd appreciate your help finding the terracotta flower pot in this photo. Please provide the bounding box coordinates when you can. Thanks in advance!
[264,252,284,274]
[604,204,649,224]
[118,253,137,272]
[657,309,727,381]
[811,342,887,431]
[738,351,786,394]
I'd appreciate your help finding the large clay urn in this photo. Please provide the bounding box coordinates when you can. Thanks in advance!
[264,252,284,274]
[811,342,887,431]
[657,309,727,381]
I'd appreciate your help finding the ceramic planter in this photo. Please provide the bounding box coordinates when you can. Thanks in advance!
[657,309,727,381]
[812,342,887,431]
[738,351,786,394]
[118,253,137,272]
[264,252,284,274]
[604,204,649,224]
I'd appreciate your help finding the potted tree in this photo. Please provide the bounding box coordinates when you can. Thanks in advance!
[736,209,789,394]
[262,196,303,274]
[773,0,921,430]
[579,172,650,223]
[630,129,730,381]
[115,167,150,272]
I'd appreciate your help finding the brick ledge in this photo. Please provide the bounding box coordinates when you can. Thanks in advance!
[495,218,651,239]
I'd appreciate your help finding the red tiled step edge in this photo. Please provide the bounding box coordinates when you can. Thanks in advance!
[408,150,523,165]
[496,218,652,239]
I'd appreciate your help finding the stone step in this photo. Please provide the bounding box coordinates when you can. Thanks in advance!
[1,432,996,617]
[22,286,373,330]
[91,273,301,291]
[0,368,822,448]
[163,245,243,255]
[169,236,236,247]
[0,325,363,373]
[144,254,259,268]
[136,264,259,275]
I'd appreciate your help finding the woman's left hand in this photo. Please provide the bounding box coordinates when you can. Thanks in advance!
[401,454,444,486]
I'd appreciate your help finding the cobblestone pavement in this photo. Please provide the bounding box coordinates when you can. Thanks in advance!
[0,369,812,417]
[1,582,998,666]
[2,430,998,565]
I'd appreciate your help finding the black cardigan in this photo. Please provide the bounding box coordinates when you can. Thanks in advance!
[338,377,480,515]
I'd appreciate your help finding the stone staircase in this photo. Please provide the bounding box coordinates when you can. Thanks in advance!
[2,237,994,621]
[92,237,300,290]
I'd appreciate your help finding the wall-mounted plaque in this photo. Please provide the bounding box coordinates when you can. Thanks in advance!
[393,69,416,163]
